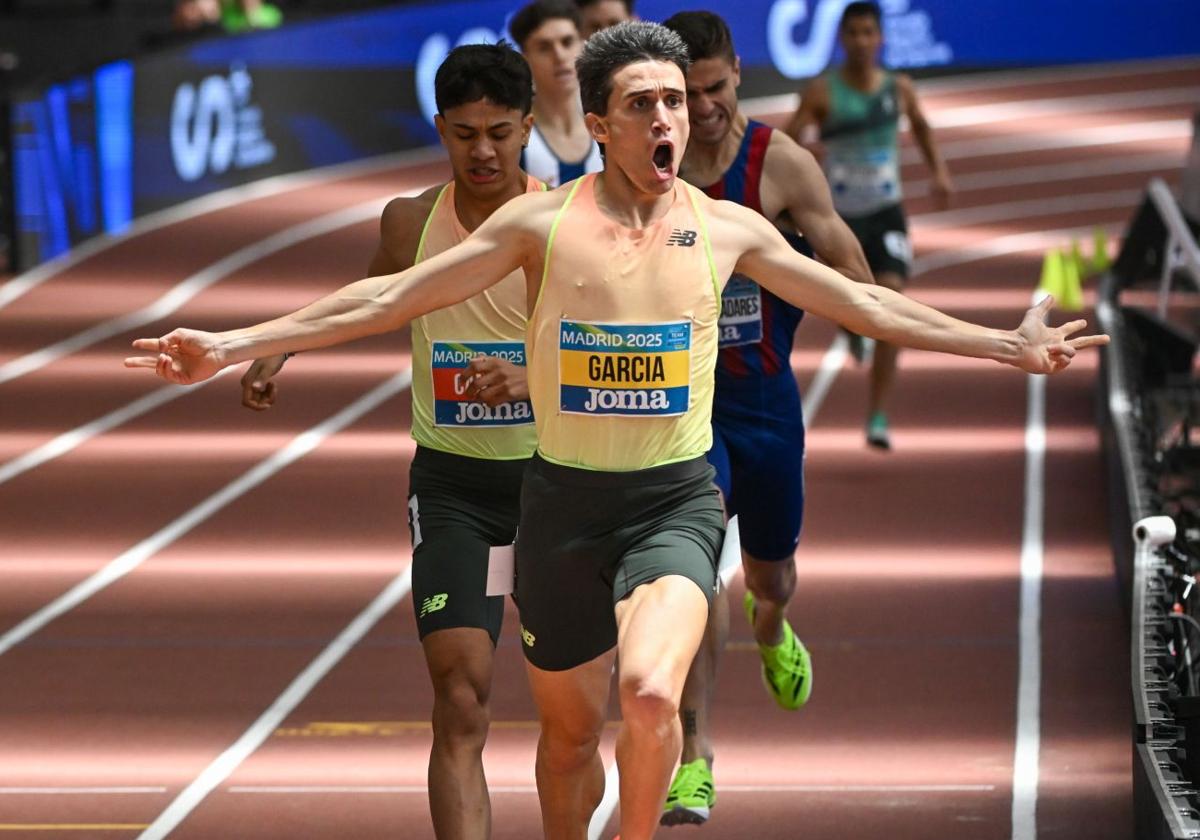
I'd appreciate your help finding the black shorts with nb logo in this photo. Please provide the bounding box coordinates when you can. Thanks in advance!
[407,445,528,644]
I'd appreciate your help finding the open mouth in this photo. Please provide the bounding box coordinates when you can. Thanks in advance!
[652,142,673,173]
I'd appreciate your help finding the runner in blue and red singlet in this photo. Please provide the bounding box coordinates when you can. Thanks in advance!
[662,11,876,827]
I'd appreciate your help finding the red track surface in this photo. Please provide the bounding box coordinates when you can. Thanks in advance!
[1,58,1196,839]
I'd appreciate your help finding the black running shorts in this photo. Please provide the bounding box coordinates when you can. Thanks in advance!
[407,445,528,645]
[515,454,725,672]
[843,202,911,280]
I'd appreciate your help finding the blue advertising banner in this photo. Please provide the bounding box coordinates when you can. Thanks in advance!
[10,0,1197,268]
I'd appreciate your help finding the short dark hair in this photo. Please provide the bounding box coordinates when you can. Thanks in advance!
[434,42,533,115]
[575,0,634,11]
[575,20,689,116]
[510,0,583,49]
[661,11,735,64]
[840,1,882,30]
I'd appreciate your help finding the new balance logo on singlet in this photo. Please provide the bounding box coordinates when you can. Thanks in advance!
[667,229,697,247]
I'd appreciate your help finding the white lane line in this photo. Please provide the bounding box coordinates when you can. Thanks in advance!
[912,222,1122,275]
[0,370,411,659]
[904,119,1189,165]
[744,59,1200,119]
[905,153,1180,199]
[800,330,849,426]
[912,189,1144,230]
[1011,302,1047,840]
[915,56,1200,95]
[588,738,622,837]
[0,368,236,487]
[0,788,167,795]
[0,147,444,313]
[0,199,387,387]
[137,563,415,840]
[229,783,995,795]
[928,86,1200,130]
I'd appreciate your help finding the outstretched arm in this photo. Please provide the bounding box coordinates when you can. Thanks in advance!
[125,195,536,385]
[717,202,1106,373]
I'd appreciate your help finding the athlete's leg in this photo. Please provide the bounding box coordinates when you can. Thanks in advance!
[675,467,730,774]
[743,550,797,646]
[422,628,496,840]
[614,574,710,839]
[678,586,729,767]
[525,651,616,840]
[867,269,905,423]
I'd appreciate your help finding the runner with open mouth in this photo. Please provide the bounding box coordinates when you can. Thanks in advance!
[653,140,674,178]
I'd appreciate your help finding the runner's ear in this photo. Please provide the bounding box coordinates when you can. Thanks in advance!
[585,112,610,146]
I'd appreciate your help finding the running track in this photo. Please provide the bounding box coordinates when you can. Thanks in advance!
[1,58,1195,839]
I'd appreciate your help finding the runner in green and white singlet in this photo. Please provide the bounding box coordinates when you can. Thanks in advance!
[789,0,954,450]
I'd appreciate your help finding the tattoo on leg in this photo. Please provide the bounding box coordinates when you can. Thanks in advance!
[682,709,698,737]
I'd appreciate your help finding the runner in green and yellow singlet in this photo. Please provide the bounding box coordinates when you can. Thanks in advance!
[237,44,541,840]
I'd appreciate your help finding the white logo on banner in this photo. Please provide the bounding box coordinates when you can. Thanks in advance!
[170,63,277,182]
[767,0,951,79]
[415,26,509,126]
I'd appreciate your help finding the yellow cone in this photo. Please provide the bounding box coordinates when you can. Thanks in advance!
[1037,249,1065,302]
[1070,238,1088,279]
[1060,248,1084,311]
[1091,226,1111,273]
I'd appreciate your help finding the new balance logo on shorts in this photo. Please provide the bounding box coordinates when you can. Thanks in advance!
[419,593,448,618]
[666,229,697,247]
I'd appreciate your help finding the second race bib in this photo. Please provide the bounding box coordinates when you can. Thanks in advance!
[718,275,763,348]
[431,340,534,427]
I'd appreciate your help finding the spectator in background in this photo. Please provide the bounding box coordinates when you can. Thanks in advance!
[511,0,602,187]
[174,0,281,34]
[220,0,283,32]
[172,0,221,32]
[575,0,634,38]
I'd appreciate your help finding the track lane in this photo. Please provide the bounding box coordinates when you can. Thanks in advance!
[0,57,1190,835]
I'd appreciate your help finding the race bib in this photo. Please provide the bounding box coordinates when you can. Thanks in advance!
[828,150,899,210]
[718,275,763,348]
[431,340,534,427]
[559,320,691,416]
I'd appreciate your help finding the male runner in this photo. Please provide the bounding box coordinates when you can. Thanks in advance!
[512,0,603,186]
[240,44,541,840]
[575,0,634,38]
[659,9,875,826]
[787,0,954,450]
[127,21,1104,840]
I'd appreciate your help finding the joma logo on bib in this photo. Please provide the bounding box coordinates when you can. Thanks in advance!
[559,321,691,417]
[431,340,534,427]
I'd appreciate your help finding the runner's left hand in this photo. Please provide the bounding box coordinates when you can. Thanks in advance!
[1012,295,1108,375]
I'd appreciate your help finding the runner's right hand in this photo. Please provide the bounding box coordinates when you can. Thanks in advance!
[241,354,288,411]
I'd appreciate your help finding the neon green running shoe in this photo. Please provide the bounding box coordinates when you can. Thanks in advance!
[661,758,715,826]
[744,593,813,711]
